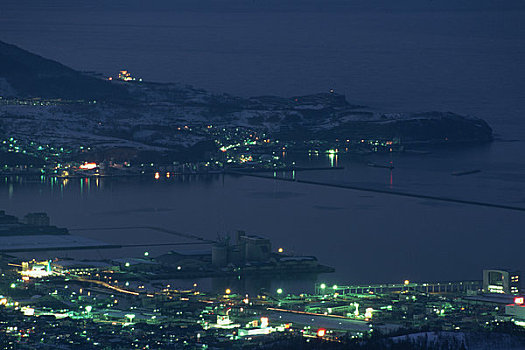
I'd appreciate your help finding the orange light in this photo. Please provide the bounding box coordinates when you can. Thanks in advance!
[317,328,326,337]
[154,172,160,180]
[515,297,524,305]
[79,162,97,170]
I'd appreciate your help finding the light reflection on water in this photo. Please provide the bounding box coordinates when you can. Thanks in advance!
[2,147,525,293]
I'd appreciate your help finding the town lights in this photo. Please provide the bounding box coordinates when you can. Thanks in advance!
[515,297,524,305]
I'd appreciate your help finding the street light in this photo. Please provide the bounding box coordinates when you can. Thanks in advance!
[277,288,283,295]
[317,328,326,337]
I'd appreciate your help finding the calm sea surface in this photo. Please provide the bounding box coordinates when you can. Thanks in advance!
[1,0,524,292]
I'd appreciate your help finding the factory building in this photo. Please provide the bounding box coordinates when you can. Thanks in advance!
[212,231,271,267]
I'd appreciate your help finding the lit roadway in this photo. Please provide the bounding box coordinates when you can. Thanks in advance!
[267,307,371,332]
[71,275,141,296]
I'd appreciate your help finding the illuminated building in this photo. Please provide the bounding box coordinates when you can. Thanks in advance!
[117,70,142,82]
[506,297,525,325]
[203,314,240,330]
[118,70,133,81]
[483,269,520,294]
[237,317,286,337]
[20,260,53,278]
[79,162,97,170]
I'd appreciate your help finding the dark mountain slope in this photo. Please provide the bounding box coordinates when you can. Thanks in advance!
[0,40,128,101]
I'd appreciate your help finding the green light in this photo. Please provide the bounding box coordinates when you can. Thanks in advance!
[277,288,283,294]
[332,285,338,289]
[85,306,92,313]
[10,283,16,289]
[320,283,326,289]
[144,252,149,257]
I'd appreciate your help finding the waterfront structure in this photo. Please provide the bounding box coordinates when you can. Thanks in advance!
[212,230,271,267]
[483,269,520,294]
[0,210,18,224]
[0,210,68,236]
